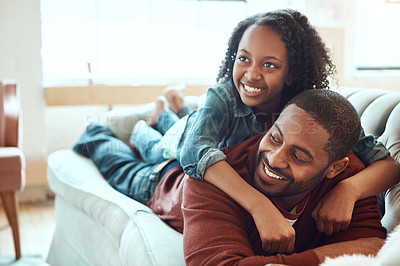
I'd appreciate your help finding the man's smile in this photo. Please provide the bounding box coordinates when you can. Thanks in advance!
[261,156,291,184]
[264,164,284,180]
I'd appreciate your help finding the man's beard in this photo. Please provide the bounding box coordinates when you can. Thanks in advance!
[253,152,327,198]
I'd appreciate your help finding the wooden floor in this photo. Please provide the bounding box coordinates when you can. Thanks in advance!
[0,201,56,259]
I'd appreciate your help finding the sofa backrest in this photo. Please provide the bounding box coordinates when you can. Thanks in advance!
[335,87,400,163]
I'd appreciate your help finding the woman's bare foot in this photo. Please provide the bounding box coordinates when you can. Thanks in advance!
[147,96,167,127]
[163,84,186,114]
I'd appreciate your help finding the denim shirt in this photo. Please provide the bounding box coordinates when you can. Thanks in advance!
[179,80,390,180]
[354,129,390,166]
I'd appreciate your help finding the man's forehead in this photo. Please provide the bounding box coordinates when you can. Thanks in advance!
[273,105,330,151]
[276,105,321,134]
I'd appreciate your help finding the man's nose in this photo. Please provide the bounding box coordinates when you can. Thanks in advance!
[267,148,289,169]
[245,64,262,81]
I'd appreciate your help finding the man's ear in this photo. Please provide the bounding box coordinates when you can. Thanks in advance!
[324,157,349,179]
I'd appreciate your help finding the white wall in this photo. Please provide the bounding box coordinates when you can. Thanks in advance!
[0,0,46,160]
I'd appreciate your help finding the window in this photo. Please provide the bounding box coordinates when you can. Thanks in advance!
[353,0,400,72]
[41,0,295,86]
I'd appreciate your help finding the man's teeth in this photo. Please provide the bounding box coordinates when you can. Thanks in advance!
[264,166,283,180]
[244,84,263,93]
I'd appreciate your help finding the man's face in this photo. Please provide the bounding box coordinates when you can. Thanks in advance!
[253,104,331,201]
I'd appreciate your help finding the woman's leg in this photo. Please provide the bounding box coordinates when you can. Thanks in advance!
[156,110,180,135]
[176,106,192,119]
[73,123,160,204]
[163,84,192,119]
[130,120,166,164]
[147,90,191,135]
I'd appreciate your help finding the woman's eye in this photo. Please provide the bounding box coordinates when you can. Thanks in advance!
[238,56,249,62]
[264,62,277,69]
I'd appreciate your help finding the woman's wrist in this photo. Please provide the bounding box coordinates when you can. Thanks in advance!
[246,190,278,215]
[338,177,361,202]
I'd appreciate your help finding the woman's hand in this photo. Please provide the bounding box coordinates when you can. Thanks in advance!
[251,200,295,254]
[204,161,296,253]
[311,180,357,235]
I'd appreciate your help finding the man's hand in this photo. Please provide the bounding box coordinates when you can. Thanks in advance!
[311,180,358,235]
[251,200,295,254]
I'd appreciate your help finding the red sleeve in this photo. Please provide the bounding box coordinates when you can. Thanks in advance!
[182,176,320,266]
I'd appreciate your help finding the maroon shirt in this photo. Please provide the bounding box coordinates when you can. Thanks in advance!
[148,133,386,265]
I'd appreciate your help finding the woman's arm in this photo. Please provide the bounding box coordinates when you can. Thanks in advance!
[347,156,400,199]
[180,83,295,252]
[204,160,295,253]
[312,155,400,235]
[179,84,231,179]
[183,171,309,266]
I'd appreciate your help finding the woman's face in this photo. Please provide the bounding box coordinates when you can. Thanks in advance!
[233,24,290,114]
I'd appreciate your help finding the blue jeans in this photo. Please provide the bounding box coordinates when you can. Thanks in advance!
[73,123,162,204]
[131,107,190,164]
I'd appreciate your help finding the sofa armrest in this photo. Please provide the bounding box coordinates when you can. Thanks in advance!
[47,149,185,265]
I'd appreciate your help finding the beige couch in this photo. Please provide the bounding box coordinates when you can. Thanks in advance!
[46,87,400,266]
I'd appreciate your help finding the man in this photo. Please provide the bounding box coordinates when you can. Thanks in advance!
[148,89,386,265]
[74,89,386,265]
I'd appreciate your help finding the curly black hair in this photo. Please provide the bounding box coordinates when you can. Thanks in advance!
[217,9,336,105]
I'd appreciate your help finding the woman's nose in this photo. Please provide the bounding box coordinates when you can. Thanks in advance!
[245,65,262,81]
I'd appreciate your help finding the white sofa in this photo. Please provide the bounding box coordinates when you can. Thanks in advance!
[46,88,400,266]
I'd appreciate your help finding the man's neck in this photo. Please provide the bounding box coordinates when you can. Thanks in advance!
[272,191,311,213]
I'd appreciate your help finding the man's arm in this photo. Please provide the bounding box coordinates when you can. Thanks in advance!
[315,237,384,263]
[182,173,386,266]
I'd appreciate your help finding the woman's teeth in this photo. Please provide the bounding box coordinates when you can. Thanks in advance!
[264,166,284,180]
[244,84,263,93]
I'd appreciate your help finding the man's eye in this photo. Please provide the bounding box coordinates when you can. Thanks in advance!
[292,152,307,163]
[270,134,280,143]
[264,62,277,69]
